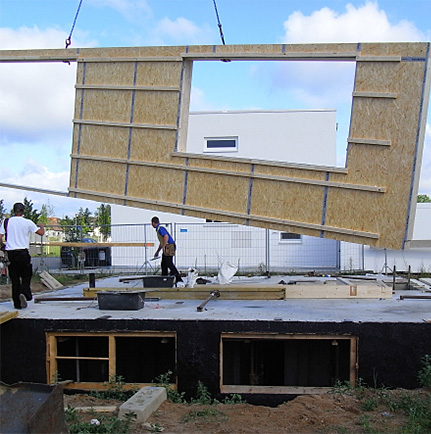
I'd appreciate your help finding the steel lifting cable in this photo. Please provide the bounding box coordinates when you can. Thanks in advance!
[65,0,84,48]
[212,0,226,45]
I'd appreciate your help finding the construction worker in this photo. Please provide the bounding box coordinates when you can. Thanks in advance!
[151,216,183,284]
[0,202,45,309]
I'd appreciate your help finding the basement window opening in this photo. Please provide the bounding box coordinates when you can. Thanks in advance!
[47,332,176,389]
[280,232,302,243]
[221,333,357,394]
[204,137,238,153]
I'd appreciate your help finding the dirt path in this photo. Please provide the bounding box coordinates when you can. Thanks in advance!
[64,388,425,433]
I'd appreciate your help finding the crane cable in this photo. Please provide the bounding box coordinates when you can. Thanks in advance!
[65,0,84,49]
[212,0,226,45]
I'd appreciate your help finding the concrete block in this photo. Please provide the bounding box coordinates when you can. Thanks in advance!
[118,386,167,422]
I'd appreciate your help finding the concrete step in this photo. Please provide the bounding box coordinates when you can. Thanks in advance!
[118,386,167,423]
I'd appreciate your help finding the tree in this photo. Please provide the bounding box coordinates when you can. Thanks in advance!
[23,197,41,223]
[95,204,111,241]
[0,199,6,222]
[39,202,55,225]
[60,208,93,241]
[418,194,431,203]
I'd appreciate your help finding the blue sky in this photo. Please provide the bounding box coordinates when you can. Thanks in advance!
[0,0,430,218]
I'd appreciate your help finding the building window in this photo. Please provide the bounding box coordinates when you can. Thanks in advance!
[46,331,176,389]
[280,232,302,243]
[221,333,357,394]
[204,137,238,153]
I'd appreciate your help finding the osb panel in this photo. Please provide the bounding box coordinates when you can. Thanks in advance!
[133,91,179,126]
[359,42,428,58]
[250,179,324,223]
[126,165,184,204]
[78,45,184,59]
[78,62,135,86]
[80,89,132,124]
[254,165,329,180]
[136,62,183,87]
[325,189,383,232]
[75,192,125,206]
[185,172,249,213]
[130,129,177,162]
[184,209,247,225]
[189,158,252,174]
[72,160,126,196]
[77,125,130,159]
[2,42,427,249]
[354,62,404,94]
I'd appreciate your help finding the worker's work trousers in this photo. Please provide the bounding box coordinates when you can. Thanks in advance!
[161,253,183,283]
[7,249,33,308]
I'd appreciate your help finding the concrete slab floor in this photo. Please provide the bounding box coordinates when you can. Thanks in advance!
[0,275,430,323]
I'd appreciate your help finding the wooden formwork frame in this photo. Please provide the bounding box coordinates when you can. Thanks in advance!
[219,332,358,394]
[45,331,177,390]
[1,42,430,249]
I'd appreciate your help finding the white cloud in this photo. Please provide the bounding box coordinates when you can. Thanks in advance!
[0,27,95,144]
[269,1,428,110]
[151,17,214,45]
[0,160,101,217]
[90,0,152,23]
[282,2,427,43]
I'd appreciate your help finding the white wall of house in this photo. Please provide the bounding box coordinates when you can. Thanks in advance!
[359,203,431,273]
[111,205,340,272]
[111,110,431,274]
[187,110,337,166]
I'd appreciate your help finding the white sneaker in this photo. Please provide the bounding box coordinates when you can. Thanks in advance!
[19,294,28,309]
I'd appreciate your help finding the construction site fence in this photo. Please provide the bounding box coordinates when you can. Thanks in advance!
[27,222,366,276]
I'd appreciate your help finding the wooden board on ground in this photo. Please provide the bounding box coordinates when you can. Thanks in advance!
[83,283,392,299]
[0,311,18,324]
[284,284,392,299]
[39,271,63,290]
[83,285,285,300]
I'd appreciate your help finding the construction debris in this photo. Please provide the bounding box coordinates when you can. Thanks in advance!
[38,271,63,290]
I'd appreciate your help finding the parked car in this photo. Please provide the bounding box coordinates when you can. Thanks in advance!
[61,238,112,267]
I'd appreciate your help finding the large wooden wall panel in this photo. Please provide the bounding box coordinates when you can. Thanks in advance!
[79,62,136,86]
[133,91,179,126]
[78,125,130,159]
[74,160,126,196]
[2,43,429,249]
[126,166,184,204]
[130,129,177,162]
[186,172,249,213]
[136,62,183,87]
[251,180,324,224]
[81,90,132,123]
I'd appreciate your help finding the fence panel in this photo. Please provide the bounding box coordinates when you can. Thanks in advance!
[33,222,365,275]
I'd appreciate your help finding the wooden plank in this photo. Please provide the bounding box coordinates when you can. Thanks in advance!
[347,138,391,147]
[83,286,284,300]
[83,288,161,297]
[39,271,63,290]
[285,284,392,299]
[83,283,391,299]
[67,406,119,413]
[34,242,154,247]
[352,91,397,99]
[0,311,18,324]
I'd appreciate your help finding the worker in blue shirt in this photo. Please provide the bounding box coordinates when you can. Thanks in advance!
[151,216,183,284]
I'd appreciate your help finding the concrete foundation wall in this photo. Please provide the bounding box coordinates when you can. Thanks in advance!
[1,319,430,405]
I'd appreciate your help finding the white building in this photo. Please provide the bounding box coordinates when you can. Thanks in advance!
[111,110,431,274]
